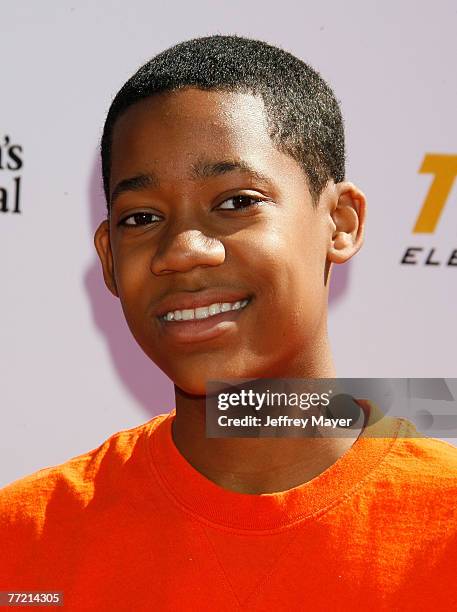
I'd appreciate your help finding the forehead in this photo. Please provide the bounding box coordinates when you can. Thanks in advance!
[111,87,271,147]
[111,90,270,169]
[109,88,307,201]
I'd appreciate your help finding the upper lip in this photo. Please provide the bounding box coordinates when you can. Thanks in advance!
[155,288,251,318]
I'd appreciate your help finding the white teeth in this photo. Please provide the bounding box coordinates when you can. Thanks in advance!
[162,299,250,322]
[195,307,209,320]
[209,303,221,316]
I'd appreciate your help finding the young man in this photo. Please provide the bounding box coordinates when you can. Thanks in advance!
[1,35,456,611]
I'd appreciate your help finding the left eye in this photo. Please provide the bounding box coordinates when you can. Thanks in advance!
[119,212,161,226]
[216,195,264,210]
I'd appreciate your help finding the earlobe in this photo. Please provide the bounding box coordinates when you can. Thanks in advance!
[93,219,119,297]
[327,182,366,265]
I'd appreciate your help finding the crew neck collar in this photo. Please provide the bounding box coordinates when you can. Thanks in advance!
[146,400,403,532]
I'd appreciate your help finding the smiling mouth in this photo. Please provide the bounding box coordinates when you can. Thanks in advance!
[156,296,252,344]
[159,298,250,322]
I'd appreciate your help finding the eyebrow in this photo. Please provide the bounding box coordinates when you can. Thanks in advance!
[110,173,158,208]
[110,158,273,208]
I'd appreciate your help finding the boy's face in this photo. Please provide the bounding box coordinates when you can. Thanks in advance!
[95,88,346,395]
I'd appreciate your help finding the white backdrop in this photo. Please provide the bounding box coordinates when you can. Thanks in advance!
[1,0,456,487]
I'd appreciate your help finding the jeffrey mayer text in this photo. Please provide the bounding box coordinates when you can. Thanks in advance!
[218,415,354,429]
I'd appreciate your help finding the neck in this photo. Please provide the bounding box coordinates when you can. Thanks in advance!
[171,334,361,495]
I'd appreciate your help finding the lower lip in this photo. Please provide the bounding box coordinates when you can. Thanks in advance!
[157,300,251,344]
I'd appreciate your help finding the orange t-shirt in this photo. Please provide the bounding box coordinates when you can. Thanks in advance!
[1,401,456,611]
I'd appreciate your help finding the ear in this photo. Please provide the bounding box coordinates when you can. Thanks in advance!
[327,182,366,264]
[94,219,119,297]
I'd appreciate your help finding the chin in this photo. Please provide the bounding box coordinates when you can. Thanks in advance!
[158,347,286,397]
[167,362,256,398]
[169,370,211,396]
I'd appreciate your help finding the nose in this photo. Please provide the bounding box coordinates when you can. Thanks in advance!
[150,229,226,275]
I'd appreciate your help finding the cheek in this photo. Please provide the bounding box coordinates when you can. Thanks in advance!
[114,245,153,325]
[234,220,324,302]
[239,222,327,345]
[117,268,147,309]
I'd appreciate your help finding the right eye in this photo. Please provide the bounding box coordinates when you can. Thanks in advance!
[119,212,162,227]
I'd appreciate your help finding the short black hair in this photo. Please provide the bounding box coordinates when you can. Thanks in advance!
[100,34,345,211]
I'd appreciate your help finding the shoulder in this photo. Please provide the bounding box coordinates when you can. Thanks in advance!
[389,419,457,480]
[372,419,457,510]
[0,413,169,530]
